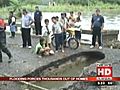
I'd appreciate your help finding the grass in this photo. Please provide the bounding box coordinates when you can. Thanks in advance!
[41,3,120,12]
[1,3,120,19]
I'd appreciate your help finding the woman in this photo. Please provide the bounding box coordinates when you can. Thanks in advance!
[8,11,16,38]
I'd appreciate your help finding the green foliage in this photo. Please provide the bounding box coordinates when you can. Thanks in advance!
[24,0,41,5]
[0,0,120,8]
[53,0,99,5]
[9,0,22,12]
[53,0,120,5]
[0,0,10,7]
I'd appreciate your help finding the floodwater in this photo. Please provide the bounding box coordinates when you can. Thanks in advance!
[30,10,120,30]
[29,10,120,42]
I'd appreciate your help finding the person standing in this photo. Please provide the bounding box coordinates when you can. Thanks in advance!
[8,11,16,38]
[0,17,12,63]
[68,11,75,28]
[42,19,52,48]
[52,17,64,52]
[21,9,33,49]
[34,6,42,35]
[90,9,104,49]
[69,11,75,20]
[60,13,68,48]
[74,17,82,45]
[77,12,82,21]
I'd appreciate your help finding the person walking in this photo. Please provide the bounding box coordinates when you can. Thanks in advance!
[90,9,104,49]
[34,6,42,35]
[0,17,12,63]
[21,9,33,49]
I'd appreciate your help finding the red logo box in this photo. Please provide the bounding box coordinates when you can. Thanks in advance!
[97,63,112,77]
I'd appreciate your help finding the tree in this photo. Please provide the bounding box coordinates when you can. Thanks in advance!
[0,0,10,7]
[9,0,22,12]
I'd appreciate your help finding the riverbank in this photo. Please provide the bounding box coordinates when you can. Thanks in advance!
[41,4,120,12]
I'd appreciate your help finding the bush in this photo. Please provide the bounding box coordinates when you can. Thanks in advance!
[53,0,120,5]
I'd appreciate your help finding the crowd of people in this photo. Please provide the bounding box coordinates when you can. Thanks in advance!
[0,6,104,62]
[35,10,83,56]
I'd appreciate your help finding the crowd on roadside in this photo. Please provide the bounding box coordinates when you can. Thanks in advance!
[0,6,104,62]
[8,6,83,56]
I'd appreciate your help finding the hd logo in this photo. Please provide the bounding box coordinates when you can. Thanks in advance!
[96,63,113,85]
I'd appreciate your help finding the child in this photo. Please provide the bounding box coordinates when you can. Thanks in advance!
[69,11,75,21]
[60,13,68,48]
[68,12,75,28]
[77,12,82,21]
[74,17,82,44]
[56,16,59,22]
[35,37,54,57]
[8,11,17,38]
[51,16,64,52]
[42,19,52,48]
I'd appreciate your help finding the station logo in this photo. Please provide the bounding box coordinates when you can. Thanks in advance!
[96,63,113,85]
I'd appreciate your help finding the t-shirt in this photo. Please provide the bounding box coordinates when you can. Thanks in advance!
[74,21,82,31]
[60,18,68,29]
[8,16,16,25]
[91,15,104,28]
[34,11,42,22]
[69,16,75,21]
[35,43,43,54]
[52,22,62,34]
[42,25,52,36]
[0,18,5,29]
[12,17,16,22]
[22,14,33,28]
[0,18,6,31]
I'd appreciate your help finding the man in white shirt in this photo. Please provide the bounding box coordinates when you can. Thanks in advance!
[21,9,33,49]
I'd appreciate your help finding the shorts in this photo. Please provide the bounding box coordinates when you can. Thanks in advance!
[75,31,81,40]
[43,35,51,44]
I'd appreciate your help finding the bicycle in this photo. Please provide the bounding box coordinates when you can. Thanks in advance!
[51,28,79,50]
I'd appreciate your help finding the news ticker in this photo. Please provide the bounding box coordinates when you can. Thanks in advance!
[0,63,118,86]
[0,77,119,81]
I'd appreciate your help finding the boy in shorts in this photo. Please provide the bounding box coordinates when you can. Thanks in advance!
[42,19,52,48]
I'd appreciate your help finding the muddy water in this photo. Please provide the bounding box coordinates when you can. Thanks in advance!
[33,61,86,90]
[29,51,105,90]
